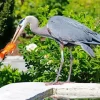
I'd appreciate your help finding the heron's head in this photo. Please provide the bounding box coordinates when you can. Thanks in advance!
[12,16,38,42]
[16,18,26,32]
[19,18,25,26]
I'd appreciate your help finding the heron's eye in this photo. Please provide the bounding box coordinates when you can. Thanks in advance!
[19,18,25,24]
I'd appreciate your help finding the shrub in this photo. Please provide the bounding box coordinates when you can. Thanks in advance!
[0,65,35,87]
[1,0,100,87]
[0,65,21,87]
[0,0,15,49]
[18,37,100,83]
[17,0,100,83]
[14,0,69,26]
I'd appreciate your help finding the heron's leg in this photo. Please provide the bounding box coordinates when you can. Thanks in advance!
[67,47,73,82]
[55,44,64,83]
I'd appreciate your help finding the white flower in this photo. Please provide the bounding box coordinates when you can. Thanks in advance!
[26,43,37,52]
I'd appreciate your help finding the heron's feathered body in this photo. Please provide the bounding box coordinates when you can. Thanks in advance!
[47,16,100,57]
[14,15,100,82]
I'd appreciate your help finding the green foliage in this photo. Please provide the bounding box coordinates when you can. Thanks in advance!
[18,37,60,82]
[0,0,15,49]
[0,65,36,87]
[18,38,100,83]
[61,0,100,82]
[14,0,69,26]
[1,0,100,88]
[0,65,21,87]
[17,0,100,83]
[63,0,100,32]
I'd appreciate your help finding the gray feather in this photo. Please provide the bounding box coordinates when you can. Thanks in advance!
[78,43,95,57]
[47,15,100,57]
[48,16,93,43]
[48,16,100,44]
[81,41,100,44]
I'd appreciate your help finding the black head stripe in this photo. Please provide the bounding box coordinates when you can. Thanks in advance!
[19,18,25,24]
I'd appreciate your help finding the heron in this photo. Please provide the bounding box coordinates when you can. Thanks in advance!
[12,15,100,83]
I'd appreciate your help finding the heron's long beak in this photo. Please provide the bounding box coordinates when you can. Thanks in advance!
[11,25,23,43]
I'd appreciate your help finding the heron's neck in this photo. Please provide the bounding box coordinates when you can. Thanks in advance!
[28,16,50,37]
[32,26,50,37]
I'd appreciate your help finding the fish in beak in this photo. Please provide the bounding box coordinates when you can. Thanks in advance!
[0,18,26,61]
[0,25,23,61]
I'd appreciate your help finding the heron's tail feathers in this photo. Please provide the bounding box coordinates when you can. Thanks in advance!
[96,33,100,41]
[91,33,100,43]
[78,42,95,57]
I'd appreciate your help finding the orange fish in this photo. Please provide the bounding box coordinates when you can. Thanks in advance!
[0,42,16,61]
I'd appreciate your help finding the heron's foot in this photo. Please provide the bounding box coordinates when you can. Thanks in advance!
[66,79,75,83]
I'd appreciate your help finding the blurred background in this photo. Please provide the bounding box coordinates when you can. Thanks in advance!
[0,0,100,87]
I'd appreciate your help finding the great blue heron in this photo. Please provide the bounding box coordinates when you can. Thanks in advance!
[12,15,100,82]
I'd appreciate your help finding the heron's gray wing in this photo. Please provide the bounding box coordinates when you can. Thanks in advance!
[59,17,97,35]
[50,16,97,35]
[58,16,100,42]
[47,16,100,44]
[47,16,98,57]
[47,16,93,43]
